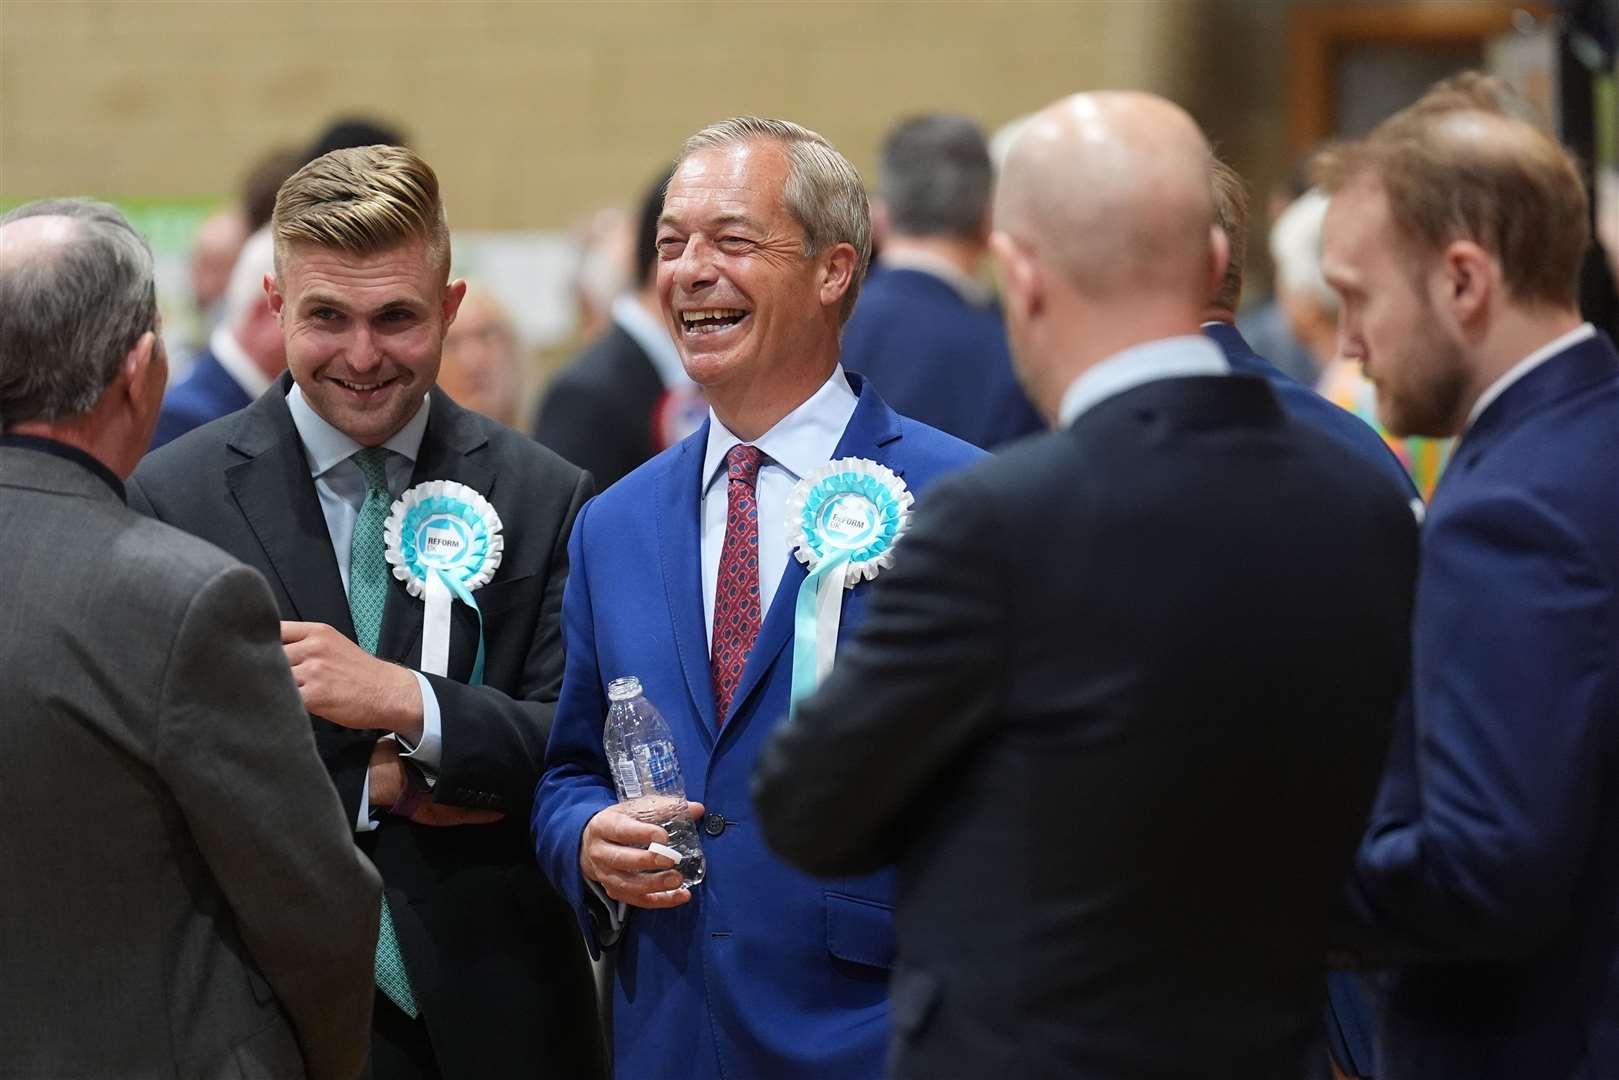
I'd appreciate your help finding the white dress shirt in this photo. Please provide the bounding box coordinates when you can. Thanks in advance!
[1058,334,1230,429]
[1465,322,1595,431]
[611,294,692,393]
[286,383,443,830]
[699,367,860,647]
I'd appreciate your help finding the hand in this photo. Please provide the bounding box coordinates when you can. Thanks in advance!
[367,738,503,827]
[282,621,423,741]
[580,801,704,910]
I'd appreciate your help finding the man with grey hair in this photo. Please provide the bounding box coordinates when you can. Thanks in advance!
[841,113,1043,449]
[0,198,381,1078]
[150,225,286,449]
[534,116,982,1080]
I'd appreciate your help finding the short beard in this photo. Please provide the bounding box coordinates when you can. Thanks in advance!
[1377,333,1468,439]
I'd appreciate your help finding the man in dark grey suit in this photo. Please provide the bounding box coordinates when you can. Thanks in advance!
[0,200,381,1078]
[131,146,604,1079]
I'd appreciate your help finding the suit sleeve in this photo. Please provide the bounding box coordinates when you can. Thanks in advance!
[752,469,1008,877]
[155,563,381,1080]
[1347,489,1614,959]
[425,467,594,810]
[532,497,621,954]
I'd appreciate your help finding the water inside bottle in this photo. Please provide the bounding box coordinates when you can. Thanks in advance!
[624,794,707,887]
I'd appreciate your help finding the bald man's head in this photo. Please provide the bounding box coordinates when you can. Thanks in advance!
[995,92,1219,304]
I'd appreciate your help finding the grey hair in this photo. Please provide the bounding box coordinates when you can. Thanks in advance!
[879,114,993,238]
[0,198,157,424]
[680,116,871,322]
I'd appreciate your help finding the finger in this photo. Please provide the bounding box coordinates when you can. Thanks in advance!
[602,871,688,904]
[589,840,678,874]
[622,885,693,910]
[413,804,505,827]
[280,621,318,644]
[686,801,705,821]
[590,810,668,848]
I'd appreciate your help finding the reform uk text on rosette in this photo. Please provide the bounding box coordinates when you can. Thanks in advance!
[382,480,504,684]
[784,457,913,716]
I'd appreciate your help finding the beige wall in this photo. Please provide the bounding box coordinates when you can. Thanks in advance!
[1,0,1203,228]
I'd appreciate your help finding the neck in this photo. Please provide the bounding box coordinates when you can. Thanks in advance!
[1033,300,1204,420]
[1201,307,1236,327]
[1456,303,1586,424]
[5,411,133,479]
[881,234,984,279]
[709,358,840,442]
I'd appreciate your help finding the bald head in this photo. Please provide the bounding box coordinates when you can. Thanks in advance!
[996,92,1218,303]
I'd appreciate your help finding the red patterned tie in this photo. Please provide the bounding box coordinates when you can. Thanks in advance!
[712,443,765,722]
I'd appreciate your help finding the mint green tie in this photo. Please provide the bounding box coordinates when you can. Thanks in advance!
[348,447,420,1019]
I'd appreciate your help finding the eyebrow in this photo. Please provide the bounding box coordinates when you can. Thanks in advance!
[301,292,426,316]
[657,212,758,233]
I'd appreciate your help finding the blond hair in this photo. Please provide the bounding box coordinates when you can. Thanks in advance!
[272,145,450,279]
[1315,107,1588,308]
[680,117,871,322]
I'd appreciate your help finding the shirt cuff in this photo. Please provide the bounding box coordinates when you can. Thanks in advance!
[397,671,443,783]
[356,737,395,833]
[585,877,628,938]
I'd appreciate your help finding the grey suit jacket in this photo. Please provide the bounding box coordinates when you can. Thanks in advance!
[0,444,382,1080]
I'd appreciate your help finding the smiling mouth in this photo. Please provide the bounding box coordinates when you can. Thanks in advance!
[679,308,749,336]
[330,376,398,396]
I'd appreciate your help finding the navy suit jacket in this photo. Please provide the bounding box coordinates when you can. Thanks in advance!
[533,373,982,1080]
[1345,331,1619,1080]
[841,266,1043,450]
[150,348,254,452]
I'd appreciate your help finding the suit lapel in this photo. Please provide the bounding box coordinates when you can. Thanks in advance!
[720,375,905,736]
[377,392,495,671]
[225,377,356,638]
[657,423,720,744]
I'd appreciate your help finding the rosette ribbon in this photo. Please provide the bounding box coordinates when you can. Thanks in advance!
[382,481,504,684]
[785,458,913,719]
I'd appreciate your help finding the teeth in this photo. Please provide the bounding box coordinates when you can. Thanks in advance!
[680,308,746,324]
[336,378,386,391]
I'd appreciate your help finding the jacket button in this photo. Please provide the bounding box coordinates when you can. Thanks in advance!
[703,811,726,837]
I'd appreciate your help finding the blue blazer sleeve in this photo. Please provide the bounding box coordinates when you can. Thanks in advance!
[532,497,619,951]
[1349,487,1613,958]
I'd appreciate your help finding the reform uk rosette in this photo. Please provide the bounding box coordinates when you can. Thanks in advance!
[784,458,913,716]
[382,480,504,684]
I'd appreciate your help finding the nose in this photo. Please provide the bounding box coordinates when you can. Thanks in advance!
[668,235,717,297]
[345,324,384,373]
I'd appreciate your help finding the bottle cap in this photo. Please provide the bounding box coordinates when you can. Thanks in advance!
[607,675,643,702]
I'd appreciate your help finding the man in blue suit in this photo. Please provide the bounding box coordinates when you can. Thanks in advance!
[1321,104,1619,1080]
[840,114,1043,450]
[150,227,285,450]
[533,117,981,1079]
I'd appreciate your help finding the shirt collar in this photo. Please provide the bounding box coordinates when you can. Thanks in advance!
[0,434,126,501]
[1058,334,1229,428]
[878,250,991,306]
[1465,322,1596,430]
[208,322,273,400]
[611,293,690,391]
[701,366,859,494]
[286,382,431,478]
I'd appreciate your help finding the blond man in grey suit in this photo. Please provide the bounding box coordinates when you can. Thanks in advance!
[0,198,381,1079]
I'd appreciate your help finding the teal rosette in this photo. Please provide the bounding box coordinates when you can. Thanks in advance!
[784,458,913,717]
[382,480,504,685]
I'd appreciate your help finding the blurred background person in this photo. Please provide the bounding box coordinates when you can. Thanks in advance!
[304,115,410,163]
[1236,158,1321,387]
[150,225,283,449]
[842,113,1043,450]
[438,286,525,429]
[188,205,248,334]
[1271,188,1450,499]
[532,169,698,489]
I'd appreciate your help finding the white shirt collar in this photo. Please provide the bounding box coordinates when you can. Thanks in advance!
[611,293,690,392]
[286,382,432,477]
[878,249,991,306]
[701,366,859,493]
[1058,335,1229,428]
[209,323,273,400]
[1465,322,1596,430]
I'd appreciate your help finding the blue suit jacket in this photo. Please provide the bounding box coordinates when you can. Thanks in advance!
[150,349,254,452]
[1347,332,1619,1080]
[841,266,1043,450]
[1206,322,1416,501]
[533,374,982,1080]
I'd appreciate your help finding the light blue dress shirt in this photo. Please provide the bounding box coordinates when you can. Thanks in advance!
[286,383,443,831]
[698,366,859,648]
[1057,334,1230,429]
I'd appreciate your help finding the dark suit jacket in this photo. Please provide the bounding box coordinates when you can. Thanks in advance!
[531,321,666,490]
[150,346,255,451]
[129,375,605,1080]
[755,373,1419,1080]
[1344,332,1619,1080]
[1,440,380,1080]
[841,266,1044,450]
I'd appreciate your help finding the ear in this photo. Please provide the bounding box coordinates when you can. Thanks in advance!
[120,330,161,414]
[1207,224,1230,303]
[442,278,469,328]
[264,272,285,323]
[1435,240,1493,328]
[818,243,858,311]
[989,230,1041,322]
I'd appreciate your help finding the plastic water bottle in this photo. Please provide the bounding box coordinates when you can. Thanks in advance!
[603,676,706,887]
